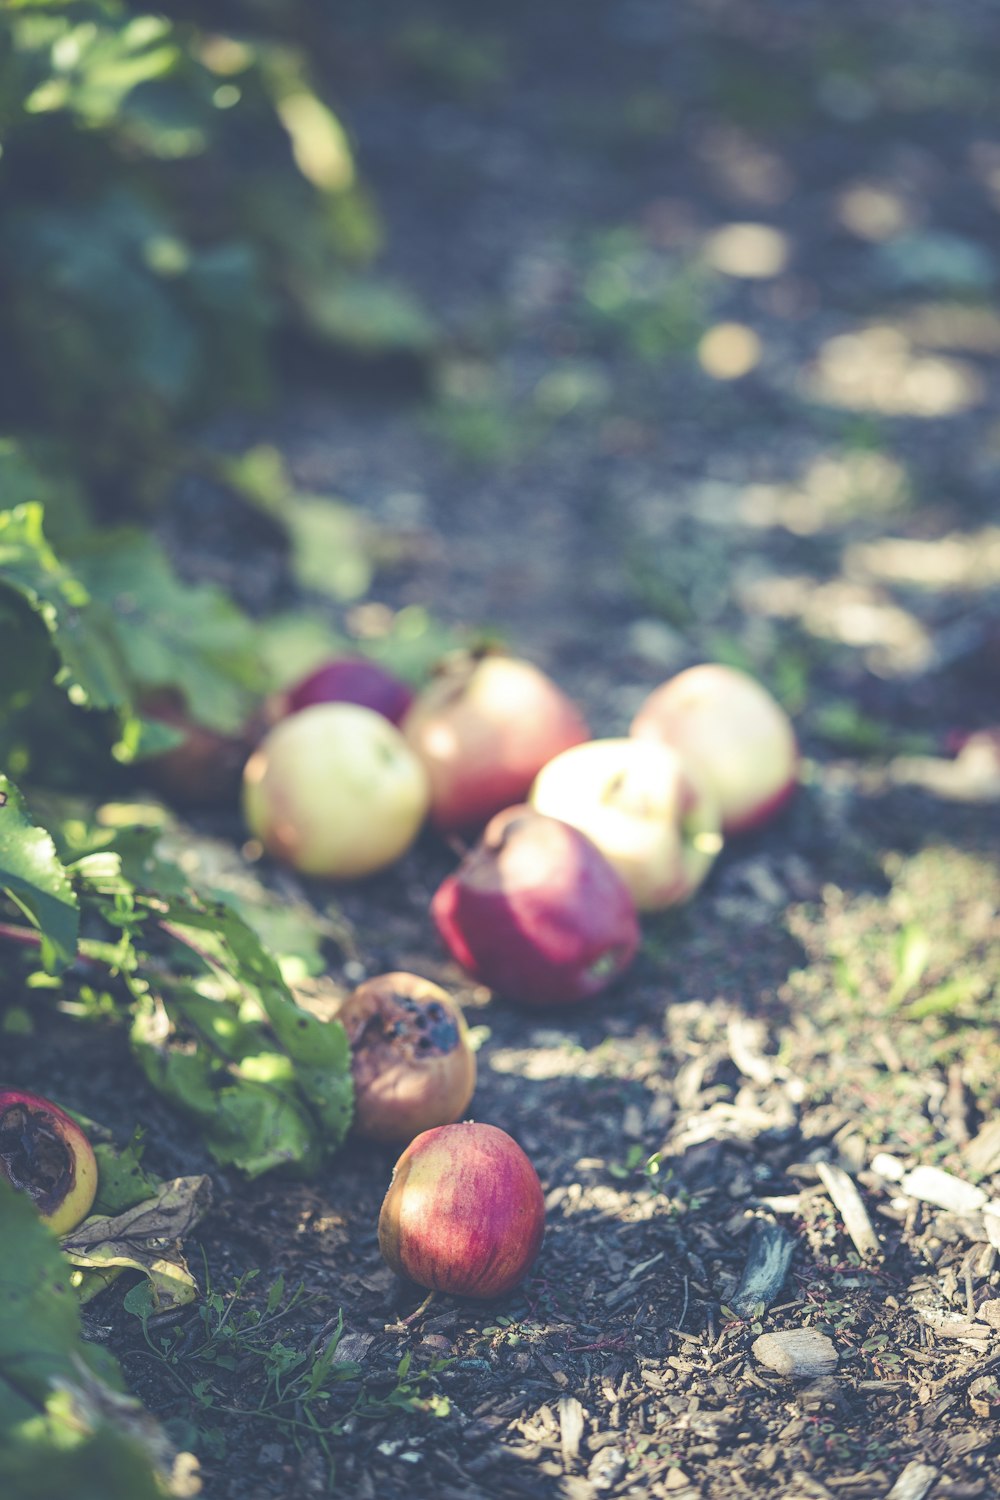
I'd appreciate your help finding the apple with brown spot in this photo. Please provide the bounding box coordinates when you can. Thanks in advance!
[402,649,589,835]
[338,972,476,1143]
[431,805,640,1006]
[378,1122,545,1298]
[630,664,799,834]
[0,1090,98,1235]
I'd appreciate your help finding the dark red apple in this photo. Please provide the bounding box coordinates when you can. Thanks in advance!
[378,1122,545,1298]
[432,805,640,1006]
[338,972,476,1143]
[280,656,414,727]
[402,649,589,835]
[0,1090,98,1235]
[140,689,253,808]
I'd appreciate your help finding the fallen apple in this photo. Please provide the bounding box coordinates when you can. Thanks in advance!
[378,1122,545,1298]
[431,805,640,1006]
[242,702,430,878]
[402,649,589,835]
[338,972,476,1143]
[140,689,253,808]
[630,664,798,833]
[0,1089,98,1235]
[279,656,414,727]
[529,737,722,911]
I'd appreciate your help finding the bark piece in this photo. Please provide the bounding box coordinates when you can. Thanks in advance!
[559,1395,586,1468]
[730,1219,796,1319]
[816,1161,881,1260]
[885,1461,939,1500]
[752,1329,838,1379]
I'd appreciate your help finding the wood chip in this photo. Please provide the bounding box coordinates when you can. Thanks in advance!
[965,1118,1000,1177]
[558,1396,585,1468]
[816,1161,882,1260]
[885,1461,939,1500]
[899,1165,988,1216]
[730,1219,796,1319]
[976,1299,1000,1329]
[752,1329,838,1379]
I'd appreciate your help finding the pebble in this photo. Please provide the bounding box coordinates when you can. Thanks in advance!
[752,1329,838,1379]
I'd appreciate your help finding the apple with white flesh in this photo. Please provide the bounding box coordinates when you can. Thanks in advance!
[402,649,589,835]
[242,702,429,878]
[530,738,723,911]
[378,1121,545,1298]
[338,972,476,1143]
[431,805,640,1006]
[280,656,414,727]
[630,664,798,833]
[0,1090,98,1235]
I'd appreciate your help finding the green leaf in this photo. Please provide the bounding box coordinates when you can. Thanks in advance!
[0,776,79,973]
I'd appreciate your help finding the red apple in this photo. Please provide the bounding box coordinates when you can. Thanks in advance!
[338,972,476,1143]
[0,1090,98,1235]
[401,649,589,835]
[530,738,722,911]
[140,689,253,807]
[279,656,414,727]
[378,1122,545,1298]
[431,805,639,1006]
[242,702,430,878]
[630,664,798,834]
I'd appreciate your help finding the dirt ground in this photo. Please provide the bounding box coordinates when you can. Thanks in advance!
[11,2,1000,1496]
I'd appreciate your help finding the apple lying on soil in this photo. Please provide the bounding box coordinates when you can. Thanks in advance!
[530,737,723,911]
[337,972,476,1143]
[630,664,798,833]
[140,689,254,807]
[278,656,414,727]
[402,649,589,835]
[431,805,640,1006]
[242,702,430,878]
[378,1122,545,1298]
[0,1089,98,1235]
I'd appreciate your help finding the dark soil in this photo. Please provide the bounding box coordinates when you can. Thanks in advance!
[11,2,1000,1497]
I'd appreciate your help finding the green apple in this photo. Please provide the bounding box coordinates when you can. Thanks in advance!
[243,703,430,878]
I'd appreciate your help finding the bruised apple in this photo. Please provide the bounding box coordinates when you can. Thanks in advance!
[431,805,639,1006]
[378,1122,545,1298]
[530,738,722,911]
[630,664,798,833]
[338,973,476,1143]
[242,703,429,878]
[279,656,414,727]
[402,649,589,835]
[0,1090,98,1235]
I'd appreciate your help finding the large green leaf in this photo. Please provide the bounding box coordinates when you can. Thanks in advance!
[0,775,79,973]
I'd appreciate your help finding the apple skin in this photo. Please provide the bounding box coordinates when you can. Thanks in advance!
[378,1122,545,1298]
[280,657,414,727]
[0,1090,98,1236]
[630,664,799,834]
[242,702,430,878]
[529,738,723,911]
[431,805,640,1007]
[338,973,476,1143]
[401,650,589,835]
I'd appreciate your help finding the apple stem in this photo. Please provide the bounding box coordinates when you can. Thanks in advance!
[399,1289,437,1327]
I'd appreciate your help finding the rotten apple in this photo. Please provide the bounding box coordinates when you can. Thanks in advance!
[242,702,430,878]
[630,664,799,834]
[431,805,640,1006]
[529,737,723,911]
[0,1089,98,1235]
[401,649,589,835]
[338,972,476,1143]
[279,656,414,727]
[378,1121,545,1298]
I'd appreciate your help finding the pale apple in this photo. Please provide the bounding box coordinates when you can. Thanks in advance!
[529,738,722,911]
[402,649,589,834]
[630,664,798,833]
[242,703,430,878]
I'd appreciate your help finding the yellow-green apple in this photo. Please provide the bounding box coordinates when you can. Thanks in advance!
[630,664,798,833]
[401,649,589,835]
[337,972,476,1143]
[378,1122,545,1298]
[242,702,429,878]
[530,738,722,911]
[278,656,414,727]
[431,805,640,1006]
[0,1090,98,1235]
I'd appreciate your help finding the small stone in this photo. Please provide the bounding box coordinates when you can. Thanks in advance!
[752,1329,838,1379]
